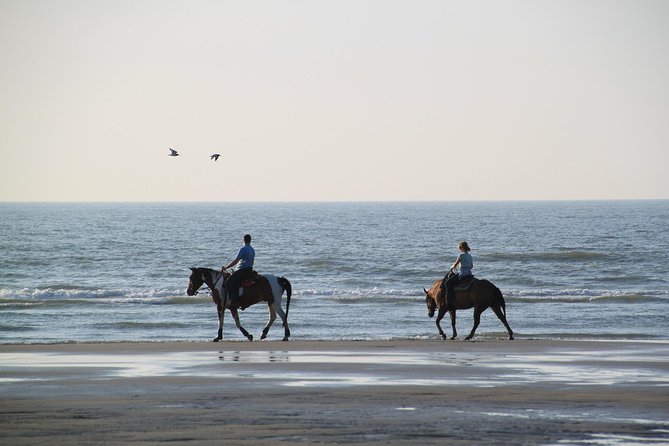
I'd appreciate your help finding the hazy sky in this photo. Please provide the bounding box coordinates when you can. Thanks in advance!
[1,0,667,201]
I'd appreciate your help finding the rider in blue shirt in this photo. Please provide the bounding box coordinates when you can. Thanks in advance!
[222,234,255,307]
[441,241,473,312]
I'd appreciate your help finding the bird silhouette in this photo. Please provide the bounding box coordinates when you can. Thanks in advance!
[168,148,179,157]
[210,154,221,161]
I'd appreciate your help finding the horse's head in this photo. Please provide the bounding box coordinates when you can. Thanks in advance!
[424,287,437,318]
[187,267,205,296]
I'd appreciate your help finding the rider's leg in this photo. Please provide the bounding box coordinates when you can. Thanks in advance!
[226,270,242,306]
[227,268,251,307]
[445,274,460,311]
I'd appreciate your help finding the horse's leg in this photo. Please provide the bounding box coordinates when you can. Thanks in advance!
[213,304,224,342]
[230,308,253,341]
[465,306,484,340]
[275,302,290,341]
[449,309,458,340]
[491,305,514,340]
[260,303,277,340]
[435,307,448,340]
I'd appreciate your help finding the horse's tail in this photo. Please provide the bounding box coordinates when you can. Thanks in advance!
[278,277,292,319]
[493,284,506,316]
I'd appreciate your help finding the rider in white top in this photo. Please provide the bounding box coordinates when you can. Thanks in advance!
[441,241,473,311]
[457,250,473,278]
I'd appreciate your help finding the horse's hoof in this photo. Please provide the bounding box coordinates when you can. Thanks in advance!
[465,336,473,341]
[282,337,289,342]
[450,336,457,340]
[441,334,447,340]
[212,337,221,343]
[260,333,267,340]
[247,335,253,342]
[509,335,515,340]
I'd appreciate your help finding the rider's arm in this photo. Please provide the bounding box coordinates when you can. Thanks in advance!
[450,256,461,271]
[223,256,240,271]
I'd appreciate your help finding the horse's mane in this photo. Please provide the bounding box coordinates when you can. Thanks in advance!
[192,267,217,274]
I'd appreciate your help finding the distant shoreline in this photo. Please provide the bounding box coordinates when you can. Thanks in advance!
[1,198,668,204]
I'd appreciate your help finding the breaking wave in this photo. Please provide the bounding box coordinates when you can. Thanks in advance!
[1,286,666,307]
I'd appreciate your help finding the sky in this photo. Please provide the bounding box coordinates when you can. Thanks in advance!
[1,0,668,202]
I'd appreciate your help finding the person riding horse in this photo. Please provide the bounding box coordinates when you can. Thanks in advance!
[441,241,473,312]
[222,234,255,307]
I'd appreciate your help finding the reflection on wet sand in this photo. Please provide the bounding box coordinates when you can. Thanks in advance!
[1,340,668,445]
[2,341,668,389]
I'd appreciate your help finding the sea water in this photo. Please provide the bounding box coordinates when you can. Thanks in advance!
[0,201,667,343]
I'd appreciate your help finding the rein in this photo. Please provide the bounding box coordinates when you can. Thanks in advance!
[194,269,224,295]
[212,270,225,289]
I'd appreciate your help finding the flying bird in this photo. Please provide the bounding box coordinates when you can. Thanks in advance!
[168,148,179,157]
[210,154,221,161]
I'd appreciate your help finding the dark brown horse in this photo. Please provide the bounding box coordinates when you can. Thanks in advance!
[423,277,514,340]
[187,267,292,342]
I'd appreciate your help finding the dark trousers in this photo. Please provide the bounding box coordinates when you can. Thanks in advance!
[226,267,251,302]
[442,273,471,309]
[443,274,461,308]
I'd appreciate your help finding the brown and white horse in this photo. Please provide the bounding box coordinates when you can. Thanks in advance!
[187,267,292,342]
[423,277,514,341]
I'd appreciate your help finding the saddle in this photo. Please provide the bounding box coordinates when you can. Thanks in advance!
[453,275,477,292]
[239,270,260,289]
[237,271,273,310]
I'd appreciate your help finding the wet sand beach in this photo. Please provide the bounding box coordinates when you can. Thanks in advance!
[1,340,668,445]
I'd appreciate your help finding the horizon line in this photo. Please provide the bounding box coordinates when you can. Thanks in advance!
[1,198,668,204]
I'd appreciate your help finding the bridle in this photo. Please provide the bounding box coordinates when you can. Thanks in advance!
[190,269,225,296]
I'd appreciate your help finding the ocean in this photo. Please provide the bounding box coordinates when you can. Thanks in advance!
[1,201,667,344]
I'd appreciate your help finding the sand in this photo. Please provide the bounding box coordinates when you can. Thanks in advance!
[1,339,668,445]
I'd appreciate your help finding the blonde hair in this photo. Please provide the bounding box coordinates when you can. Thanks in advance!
[459,241,471,252]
